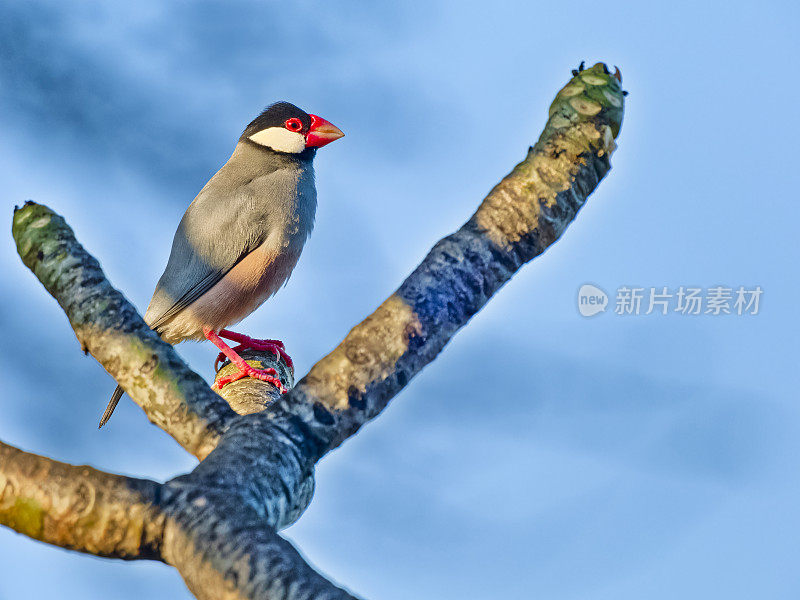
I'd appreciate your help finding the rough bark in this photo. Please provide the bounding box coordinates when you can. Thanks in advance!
[3,63,625,599]
[159,483,358,600]
[0,441,164,559]
[12,203,236,460]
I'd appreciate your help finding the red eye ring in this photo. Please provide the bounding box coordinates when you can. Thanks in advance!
[284,118,303,132]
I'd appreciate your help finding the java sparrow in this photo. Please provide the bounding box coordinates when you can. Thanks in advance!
[98,102,344,427]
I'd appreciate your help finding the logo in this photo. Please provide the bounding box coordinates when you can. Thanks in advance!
[577,284,608,317]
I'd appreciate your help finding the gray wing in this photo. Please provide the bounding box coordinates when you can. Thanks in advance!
[145,174,276,331]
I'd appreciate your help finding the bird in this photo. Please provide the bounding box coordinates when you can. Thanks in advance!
[98,101,344,428]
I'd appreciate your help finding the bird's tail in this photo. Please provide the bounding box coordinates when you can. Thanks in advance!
[99,385,124,429]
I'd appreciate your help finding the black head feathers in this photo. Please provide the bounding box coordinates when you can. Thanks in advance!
[241,102,312,139]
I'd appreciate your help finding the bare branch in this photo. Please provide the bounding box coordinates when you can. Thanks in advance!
[160,484,360,600]
[0,440,354,598]
[12,203,237,459]
[0,440,164,559]
[274,63,625,456]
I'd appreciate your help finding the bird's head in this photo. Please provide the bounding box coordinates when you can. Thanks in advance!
[241,102,344,155]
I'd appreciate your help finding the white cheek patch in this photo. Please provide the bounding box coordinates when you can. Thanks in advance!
[249,127,306,153]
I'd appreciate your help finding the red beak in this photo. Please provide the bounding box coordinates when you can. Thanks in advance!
[306,114,344,148]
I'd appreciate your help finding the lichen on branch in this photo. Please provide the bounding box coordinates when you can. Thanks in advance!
[0,441,164,559]
[12,202,237,459]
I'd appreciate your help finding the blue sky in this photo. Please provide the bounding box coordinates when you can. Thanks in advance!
[1,1,798,598]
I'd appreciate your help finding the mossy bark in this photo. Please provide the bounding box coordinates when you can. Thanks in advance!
[12,202,236,459]
[0,442,164,559]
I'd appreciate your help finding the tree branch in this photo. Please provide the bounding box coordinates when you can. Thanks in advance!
[159,483,360,600]
[8,211,354,596]
[0,440,164,559]
[272,62,625,456]
[11,203,237,459]
[0,439,352,599]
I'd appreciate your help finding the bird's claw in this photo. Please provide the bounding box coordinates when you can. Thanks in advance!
[241,338,291,370]
[214,362,288,393]
[217,330,294,372]
[210,330,293,393]
[214,345,283,372]
[214,339,292,370]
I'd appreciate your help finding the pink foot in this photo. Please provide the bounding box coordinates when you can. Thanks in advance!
[203,328,289,394]
[218,329,294,372]
[214,343,246,372]
[214,361,285,391]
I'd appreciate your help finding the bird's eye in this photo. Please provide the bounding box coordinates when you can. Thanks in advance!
[285,118,303,132]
